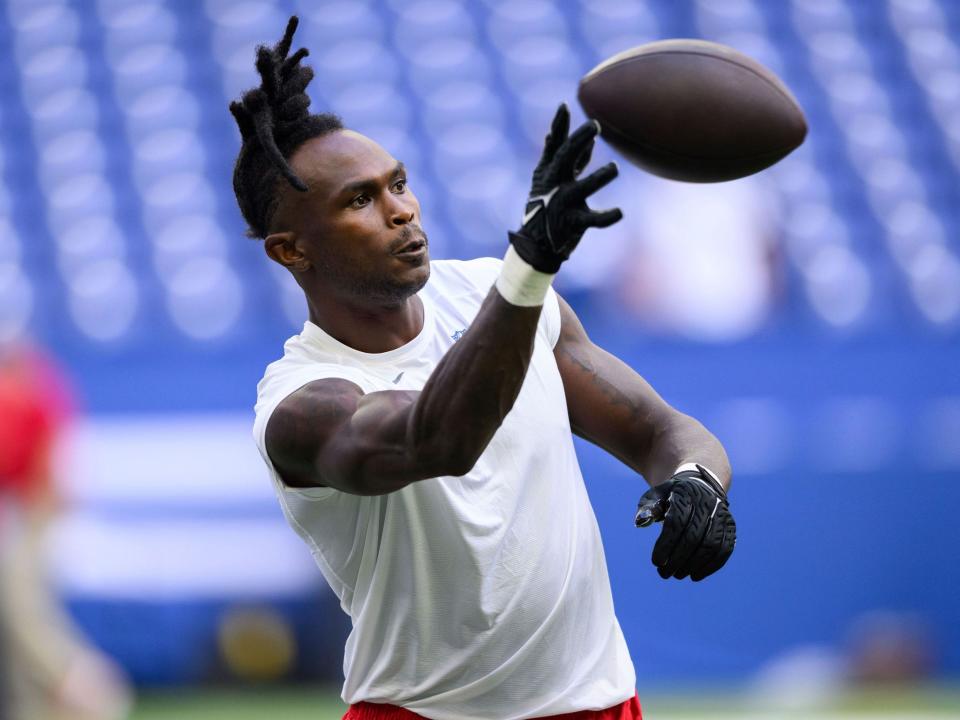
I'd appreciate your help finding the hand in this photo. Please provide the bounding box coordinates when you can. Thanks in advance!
[635,464,736,581]
[509,104,623,273]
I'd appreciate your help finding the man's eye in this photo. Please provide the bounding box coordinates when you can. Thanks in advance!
[392,179,406,192]
[351,195,370,208]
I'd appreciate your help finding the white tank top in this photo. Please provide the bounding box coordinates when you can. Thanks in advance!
[253,258,635,720]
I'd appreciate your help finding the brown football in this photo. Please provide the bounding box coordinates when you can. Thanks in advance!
[578,39,807,183]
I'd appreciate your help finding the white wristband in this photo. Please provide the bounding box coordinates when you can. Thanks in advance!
[673,462,726,496]
[495,245,555,307]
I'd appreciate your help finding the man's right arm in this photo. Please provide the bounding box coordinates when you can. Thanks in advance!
[266,290,542,495]
[265,104,622,496]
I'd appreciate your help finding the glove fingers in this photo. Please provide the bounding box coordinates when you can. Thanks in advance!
[651,489,694,570]
[683,504,726,580]
[572,208,623,230]
[674,511,721,580]
[572,138,594,178]
[571,162,619,200]
[539,103,570,166]
[554,120,600,180]
[690,515,736,581]
[657,487,714,578]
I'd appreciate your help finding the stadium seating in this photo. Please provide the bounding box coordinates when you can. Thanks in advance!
[2,0,958,360]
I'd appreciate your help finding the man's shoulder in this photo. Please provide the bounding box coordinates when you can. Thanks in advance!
[254,331,366,408]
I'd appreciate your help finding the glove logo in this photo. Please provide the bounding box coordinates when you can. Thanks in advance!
[521,186,560,226]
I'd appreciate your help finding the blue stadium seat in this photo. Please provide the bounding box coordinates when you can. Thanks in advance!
[140,171,216,230]
[486,0,568,51]
[405,36,493,96]
[24,87,101,142]
[65,257,139,341]
[695,0,766,35]
[499,36,582,95]
[0,217,21,264]
[578,0,660,61]
[38,130,106,188]
[109,44,188,105]
[131,129,207,189]
[393,0,477,48]
[163,256,243,340]
[0,260,34,343]
[331,82,412,130]
[514,77,580,146]
[432,121,512,178]
[295,0,386,44]
[314,38,401,94]
[54,215,125,261]
[8,2,79,51]
[420,81,506,136]
[17,44,89,109]
[150,214,227,272]
[46,173,116,232]
[100,1,177,52]
[122,85,200,137]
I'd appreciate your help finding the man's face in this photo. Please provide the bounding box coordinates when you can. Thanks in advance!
[274,130,429,305]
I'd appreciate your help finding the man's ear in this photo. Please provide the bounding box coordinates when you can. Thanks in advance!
[264,231,311,272]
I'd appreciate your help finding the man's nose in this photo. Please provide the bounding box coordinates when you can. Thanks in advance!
[387,196,414,226]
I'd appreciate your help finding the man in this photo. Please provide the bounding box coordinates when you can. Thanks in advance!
[236,18,736,720]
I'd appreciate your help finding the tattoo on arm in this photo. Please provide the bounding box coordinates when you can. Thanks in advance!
[558,339,648,429]
[554,294,730,487]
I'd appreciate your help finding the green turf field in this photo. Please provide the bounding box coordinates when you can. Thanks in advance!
[129,686,960,720]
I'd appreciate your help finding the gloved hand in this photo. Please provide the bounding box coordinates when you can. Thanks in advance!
[635,464,736,581]
[509,104,623,273]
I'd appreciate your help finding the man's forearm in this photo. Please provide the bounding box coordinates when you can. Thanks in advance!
[641,411,731,490]
[557,323,731,490]
[409,287,542,475]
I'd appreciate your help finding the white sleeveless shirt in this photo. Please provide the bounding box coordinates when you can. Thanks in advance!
[253,258,635,720]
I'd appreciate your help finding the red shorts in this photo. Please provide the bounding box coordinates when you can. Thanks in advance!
[342,693,642,720]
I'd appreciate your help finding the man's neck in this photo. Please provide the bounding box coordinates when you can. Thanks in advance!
[306,293,425,354]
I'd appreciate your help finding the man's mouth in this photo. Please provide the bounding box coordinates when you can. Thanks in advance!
[392,229,429,256]
[393,239,426,255]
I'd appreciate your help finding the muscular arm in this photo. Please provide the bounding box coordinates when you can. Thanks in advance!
[554,295,731,490]
[266,289,541,495]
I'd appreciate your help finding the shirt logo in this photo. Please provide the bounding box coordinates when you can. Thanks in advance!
[451,328,467,342]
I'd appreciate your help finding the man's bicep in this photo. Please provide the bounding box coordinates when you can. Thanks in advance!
[264,378,420,493]
[265,378,365,489]
[553,294,675,458]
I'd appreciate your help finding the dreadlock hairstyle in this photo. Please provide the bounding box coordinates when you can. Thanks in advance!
[229,16,343,239]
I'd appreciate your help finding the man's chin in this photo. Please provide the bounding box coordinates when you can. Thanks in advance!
[366,258,430,307]
[403,257,430,295]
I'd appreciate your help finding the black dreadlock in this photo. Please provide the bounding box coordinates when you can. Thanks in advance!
[229,16,343,239]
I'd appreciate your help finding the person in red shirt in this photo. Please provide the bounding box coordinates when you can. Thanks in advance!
[0,341,72,508]
[0,340,130,720]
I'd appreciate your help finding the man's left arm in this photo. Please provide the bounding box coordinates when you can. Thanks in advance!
[554,294,737,581]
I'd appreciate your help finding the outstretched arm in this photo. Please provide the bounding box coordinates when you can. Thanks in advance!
[266,291,542,494]
[553,294,730,489]
[554,294,736,581]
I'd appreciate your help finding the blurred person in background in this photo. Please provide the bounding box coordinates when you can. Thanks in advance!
[618,177,782,342]
[0,338,130,720]
[238,19,737,720]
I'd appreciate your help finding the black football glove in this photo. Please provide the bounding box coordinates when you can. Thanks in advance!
[635,464,736,581]
[509,103,623,273]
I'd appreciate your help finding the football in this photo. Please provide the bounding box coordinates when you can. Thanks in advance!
[577,39,807,183]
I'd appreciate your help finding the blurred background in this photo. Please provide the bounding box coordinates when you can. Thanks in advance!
[0,0,958,718]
